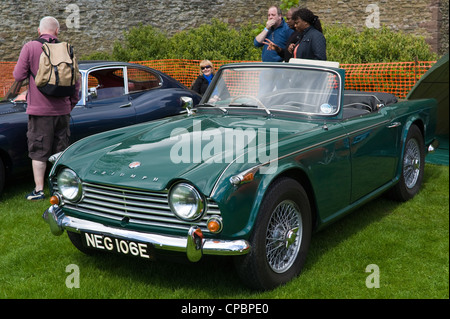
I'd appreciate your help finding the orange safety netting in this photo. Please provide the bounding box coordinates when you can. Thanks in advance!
[0,62,17,98]
[341,61,436,97]
[0,59,436,99]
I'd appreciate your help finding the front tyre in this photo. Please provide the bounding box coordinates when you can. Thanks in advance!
[234,178,312,290]
[388,125,425,201]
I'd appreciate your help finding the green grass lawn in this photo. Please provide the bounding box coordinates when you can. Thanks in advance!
[0,164,448,300]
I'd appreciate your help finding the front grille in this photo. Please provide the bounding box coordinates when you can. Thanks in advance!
[61,182,221,233]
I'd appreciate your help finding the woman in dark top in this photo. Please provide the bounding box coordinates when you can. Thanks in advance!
[191,60,215,95]
[264,8,326,61]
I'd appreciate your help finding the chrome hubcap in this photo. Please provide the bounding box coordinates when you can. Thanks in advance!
[266,200,302,273]
[285,227,299,248]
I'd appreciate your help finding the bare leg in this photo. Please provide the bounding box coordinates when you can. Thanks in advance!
[32,159,47,191]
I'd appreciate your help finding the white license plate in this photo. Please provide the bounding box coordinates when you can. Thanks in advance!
[82,232,152,259]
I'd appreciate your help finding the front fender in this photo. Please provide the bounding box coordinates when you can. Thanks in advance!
[393,98,437,178]
[212,159,313,240]
[247,161,315,238]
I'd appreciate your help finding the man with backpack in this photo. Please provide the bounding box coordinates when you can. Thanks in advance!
[13,16,80,201]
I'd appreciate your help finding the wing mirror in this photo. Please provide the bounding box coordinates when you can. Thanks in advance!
[181,96,194,115]
[87,87,97,100]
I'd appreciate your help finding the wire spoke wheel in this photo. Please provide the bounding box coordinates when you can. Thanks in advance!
[403,138,421,189]
[265,200,302,273]
[387,125,424,202]
[234,178,312,290]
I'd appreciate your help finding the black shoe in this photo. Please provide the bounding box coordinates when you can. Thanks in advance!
[26,189,45,201]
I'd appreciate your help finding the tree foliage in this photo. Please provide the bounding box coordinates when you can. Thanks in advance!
[82,19,438,63]
[111,24,170,61]
[324,24,438,63]
[166,19,261,60]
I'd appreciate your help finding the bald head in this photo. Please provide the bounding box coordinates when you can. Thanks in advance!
[38,16,60,36]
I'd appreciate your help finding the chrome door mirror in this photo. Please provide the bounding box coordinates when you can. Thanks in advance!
[181,96,194,115]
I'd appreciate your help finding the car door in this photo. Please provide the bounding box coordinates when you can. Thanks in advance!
[305,120,353,225]
[342,107,400,202]
[70,66,136,142]
[127,66,188,123]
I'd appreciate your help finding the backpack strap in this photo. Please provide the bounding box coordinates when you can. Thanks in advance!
[34,38,48,45]
[33,37,59,44]
[29,38,59,78]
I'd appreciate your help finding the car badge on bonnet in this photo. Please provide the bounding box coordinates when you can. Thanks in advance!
[129,161,141,169]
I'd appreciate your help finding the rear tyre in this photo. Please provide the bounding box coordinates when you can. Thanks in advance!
[234,178,312,290]
[388,125,425,201]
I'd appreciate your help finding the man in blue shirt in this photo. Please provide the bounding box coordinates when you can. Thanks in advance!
[254,6,293,62]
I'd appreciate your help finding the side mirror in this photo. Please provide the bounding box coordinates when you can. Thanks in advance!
[88,87,97,100]
[181,96,194,115]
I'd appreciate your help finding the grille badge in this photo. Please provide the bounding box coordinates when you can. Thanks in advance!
[129,161,141,169]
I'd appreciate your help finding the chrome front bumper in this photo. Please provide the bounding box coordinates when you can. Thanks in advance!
[42,205,250,262]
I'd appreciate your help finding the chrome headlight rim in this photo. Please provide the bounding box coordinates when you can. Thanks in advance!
[56,168,83,202]
[168,182,205,221]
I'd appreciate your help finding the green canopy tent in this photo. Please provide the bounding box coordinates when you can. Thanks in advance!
[407,53,449,165]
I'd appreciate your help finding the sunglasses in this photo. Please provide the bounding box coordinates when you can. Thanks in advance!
[201,65,212,70]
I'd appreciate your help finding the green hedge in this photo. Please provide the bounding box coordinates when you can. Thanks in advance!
[82,19,438,63]
[324,24,438,63]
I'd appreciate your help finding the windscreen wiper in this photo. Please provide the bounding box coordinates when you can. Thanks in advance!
[228,103,258,107]
[228,103,272,116]
[196,103,228,114]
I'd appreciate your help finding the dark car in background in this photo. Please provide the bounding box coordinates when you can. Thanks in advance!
[0,61,201,195]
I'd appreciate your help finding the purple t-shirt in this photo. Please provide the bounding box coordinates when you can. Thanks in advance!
[13,34,80,116]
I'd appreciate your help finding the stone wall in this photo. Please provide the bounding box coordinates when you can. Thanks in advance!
[302,0,449,55]
[0,0,276,61]
[0,0,448,61]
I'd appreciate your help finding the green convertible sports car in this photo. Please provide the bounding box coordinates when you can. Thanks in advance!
[43,60,438,290]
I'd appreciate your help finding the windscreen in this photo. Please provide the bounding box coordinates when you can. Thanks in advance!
[203,66,341,115]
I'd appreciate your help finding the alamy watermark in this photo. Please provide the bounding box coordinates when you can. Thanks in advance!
[365,4,380,29]
[65,264,80,289]
[65,4,80,29]
[169,120,279,174]
[365,264,380,288]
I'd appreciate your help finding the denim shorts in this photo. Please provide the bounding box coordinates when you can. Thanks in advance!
[27,115,71,162]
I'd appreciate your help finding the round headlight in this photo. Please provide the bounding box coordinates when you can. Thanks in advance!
[57,168,82,202]
[169,183,205,221]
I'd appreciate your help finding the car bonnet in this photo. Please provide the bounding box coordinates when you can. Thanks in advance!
[55,113,322,196]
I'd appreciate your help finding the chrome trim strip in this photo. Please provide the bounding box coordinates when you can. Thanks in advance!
[210,130,349,196]
[211,119,391,196]
[387,121,401,128]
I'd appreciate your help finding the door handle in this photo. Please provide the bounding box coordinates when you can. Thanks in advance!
[119,102,132,108]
